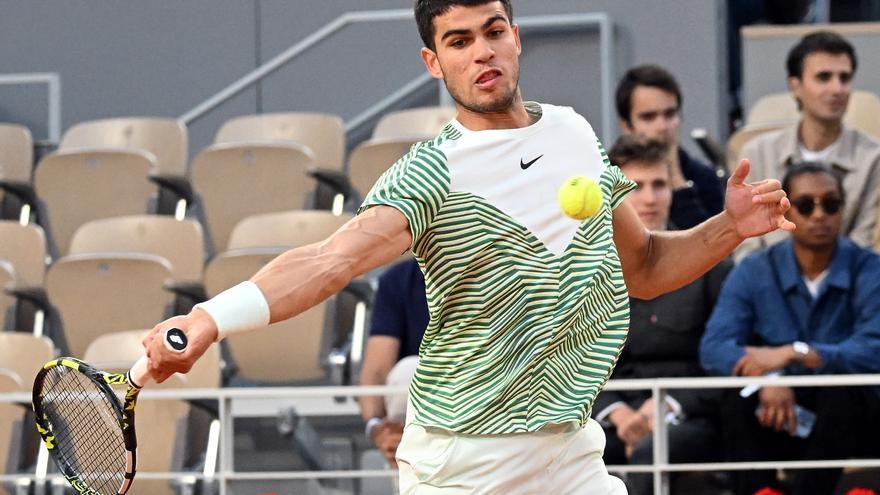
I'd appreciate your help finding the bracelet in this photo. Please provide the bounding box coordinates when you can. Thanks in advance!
[194,281,270,341]
[365,417,383,441]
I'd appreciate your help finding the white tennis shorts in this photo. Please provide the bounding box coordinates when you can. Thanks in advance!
[396,417,627,494]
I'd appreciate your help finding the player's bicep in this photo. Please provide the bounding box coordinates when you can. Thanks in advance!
[323,205,413,277]
[612,200,651,289]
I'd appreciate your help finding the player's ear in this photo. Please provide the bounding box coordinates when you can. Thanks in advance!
[420,47,444,80]
[512,24,521,55]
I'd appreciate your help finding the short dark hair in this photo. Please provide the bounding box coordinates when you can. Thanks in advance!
[415,0,513,51]
[615,64,682,125]
[781,162,846,202]
[786,31,857,79]
[608,134,669,169]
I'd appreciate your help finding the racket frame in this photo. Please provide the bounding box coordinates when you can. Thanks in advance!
[32,357,143,495]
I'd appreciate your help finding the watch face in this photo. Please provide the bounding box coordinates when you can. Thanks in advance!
[793,341,809,355]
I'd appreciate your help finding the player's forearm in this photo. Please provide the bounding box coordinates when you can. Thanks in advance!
[633,213,741,299]
[251,242,356,324]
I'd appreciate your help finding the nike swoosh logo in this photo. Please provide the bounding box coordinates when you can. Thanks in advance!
[520,154,543,170]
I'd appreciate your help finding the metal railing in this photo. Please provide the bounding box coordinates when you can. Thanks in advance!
[4,374,880,495]
[0,73,61,143]
[179,10,615,142]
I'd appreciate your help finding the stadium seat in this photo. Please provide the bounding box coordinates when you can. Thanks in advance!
[347,138,418,200]
[228,210,353,250]
[0,123,36,222]
[45,253,174,357]
[0,263,14,331]
[69,215,205,284]
[33,149,156,256]
[59,117,192,214]
[215,112,345,171]
[190,143,317,252]
[0,222,46,289]
[204,249,331,384]
[746,90,880,140]
[0,334,54,385]
[371,106,456,141]
[0,369,26,495]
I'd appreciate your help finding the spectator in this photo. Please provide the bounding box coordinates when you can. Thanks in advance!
[358,258,428,470]
[700,163,880,495]
[596,135,732,495]
[737,31,880,258]
[616,64,725,229]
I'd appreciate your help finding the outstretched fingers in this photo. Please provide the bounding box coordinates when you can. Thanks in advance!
[728,159,751,187]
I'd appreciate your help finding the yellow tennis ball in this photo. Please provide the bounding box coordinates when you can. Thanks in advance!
[558,176,603,220]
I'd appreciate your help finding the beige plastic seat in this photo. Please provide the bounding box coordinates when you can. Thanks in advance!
[204,249,329,383]
[372,106,456,141]
[747,90,880,140]
[347,138,419,198]
[215,112,345,171]
[0,263,14,331]
[191,143,317,251]
[34,149,156,256]
[70,215,204,284]
[726,123,790,172]
[0,369,23,495]
[59,117,188,178]
[84,329,220,389]
[228,210,353,250]
[0,334,54,383]
[45,253,174,357]
[0,124,35,224]
[0,222,47,288]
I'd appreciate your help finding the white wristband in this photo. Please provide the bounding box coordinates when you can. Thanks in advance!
[194,281,270,341]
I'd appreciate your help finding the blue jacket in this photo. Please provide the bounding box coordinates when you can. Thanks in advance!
[700,237,880,376]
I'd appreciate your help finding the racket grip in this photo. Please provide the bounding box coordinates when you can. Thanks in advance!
[129,328,189,389]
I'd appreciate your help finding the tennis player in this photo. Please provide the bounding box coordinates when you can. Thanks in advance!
[144,1,794,493]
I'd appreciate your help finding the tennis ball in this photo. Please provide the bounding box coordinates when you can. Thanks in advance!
[558,176,603,220]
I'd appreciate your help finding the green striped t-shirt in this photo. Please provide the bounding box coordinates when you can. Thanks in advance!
[359,102,636,434]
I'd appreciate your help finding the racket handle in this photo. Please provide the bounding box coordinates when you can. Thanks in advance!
[129,328,189,389]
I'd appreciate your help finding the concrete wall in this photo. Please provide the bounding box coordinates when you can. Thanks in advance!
[0,0,727,158]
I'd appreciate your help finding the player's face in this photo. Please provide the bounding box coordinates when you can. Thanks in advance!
[786,172,843,250]
[789,52,853,125]
[621,160,672,231]
[420,2,521,115]
[621,86,681,149]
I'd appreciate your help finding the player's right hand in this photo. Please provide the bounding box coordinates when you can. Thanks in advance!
[143,308,219,383]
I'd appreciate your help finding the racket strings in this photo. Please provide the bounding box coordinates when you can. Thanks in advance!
[40,366,127,495]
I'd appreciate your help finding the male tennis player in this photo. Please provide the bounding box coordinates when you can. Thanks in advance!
[144,1,793,493]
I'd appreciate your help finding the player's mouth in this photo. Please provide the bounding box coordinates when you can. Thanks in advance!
[475,69,502,89]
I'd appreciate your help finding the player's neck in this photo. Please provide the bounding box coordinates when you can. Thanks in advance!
[455,94,534,131]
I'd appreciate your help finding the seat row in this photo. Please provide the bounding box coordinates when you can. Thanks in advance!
[0,106,456,257]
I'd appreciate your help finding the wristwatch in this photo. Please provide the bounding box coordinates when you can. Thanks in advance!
[792,341,810,361]
[365,416,383,441]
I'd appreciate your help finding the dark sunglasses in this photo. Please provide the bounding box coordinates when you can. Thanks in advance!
[790,196,843,216]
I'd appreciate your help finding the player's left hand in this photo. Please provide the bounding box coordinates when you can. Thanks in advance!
[724,159,795,239]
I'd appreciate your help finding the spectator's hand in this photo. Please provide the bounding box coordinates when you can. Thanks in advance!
[724,159,795,239]
[734,346,793,376]
[758,386,797,435]
[610,405,652,448]
[370,419,404,467]
[636,398,661,430]
[142,308,218,383]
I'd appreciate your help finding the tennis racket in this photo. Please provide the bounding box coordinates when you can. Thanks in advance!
[32,327,189,495]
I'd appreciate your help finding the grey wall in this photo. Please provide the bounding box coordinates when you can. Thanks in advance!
[742,23,880,114]
[0,0,726,159]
